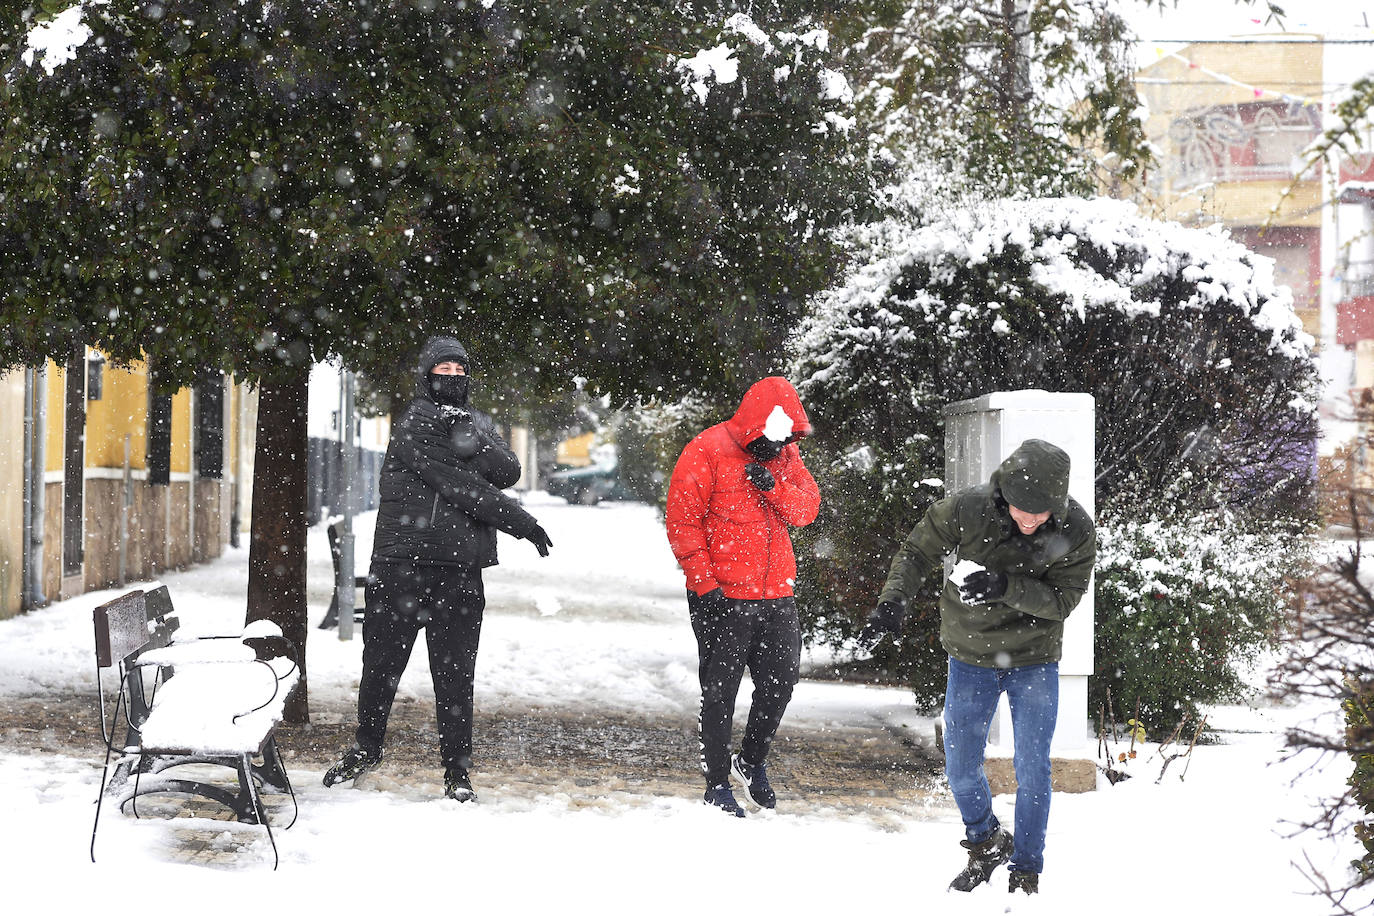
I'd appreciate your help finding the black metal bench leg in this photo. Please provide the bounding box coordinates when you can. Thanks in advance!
[319,593,340,629]
[253,737,298,828]
[254,737,291,792]
[239,754,279,870]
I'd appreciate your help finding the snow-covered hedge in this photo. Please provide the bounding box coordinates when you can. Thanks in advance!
[1094,504,1308,730]
[789,196,1319,710]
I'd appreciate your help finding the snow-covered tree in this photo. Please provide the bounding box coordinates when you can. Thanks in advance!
[832,0,1150,202]
[789,196,1319,709]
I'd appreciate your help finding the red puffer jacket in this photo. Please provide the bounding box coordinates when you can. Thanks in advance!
[666,377,821,600]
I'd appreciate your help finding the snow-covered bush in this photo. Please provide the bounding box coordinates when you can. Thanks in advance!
[613,395,720,509]
[789,196,1319,709]
[1094,500,1308,731]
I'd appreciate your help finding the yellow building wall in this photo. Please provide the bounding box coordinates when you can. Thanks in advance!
[1137,41,1323,112]
[228,382,238,476]
[41,353,207,475]
[1160,179,1323,228]
[556,431,596,467]
[0,370,26,617]
[44,360,64,475]
[84,356,150,470]
[171,387,190,474]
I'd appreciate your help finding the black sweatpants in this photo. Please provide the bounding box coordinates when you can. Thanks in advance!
[689,593,802,787]
[355,561,485,773]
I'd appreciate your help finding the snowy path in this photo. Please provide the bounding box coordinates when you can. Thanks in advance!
[0,496,1363,914]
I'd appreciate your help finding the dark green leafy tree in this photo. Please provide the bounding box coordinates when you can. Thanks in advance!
[0,0,871,718]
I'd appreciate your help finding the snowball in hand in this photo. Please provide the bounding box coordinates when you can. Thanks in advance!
[950,559,985,588]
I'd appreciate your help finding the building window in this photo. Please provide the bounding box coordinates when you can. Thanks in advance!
[63,349,86,575]
[147,380,172,487]
[86,351,105,402]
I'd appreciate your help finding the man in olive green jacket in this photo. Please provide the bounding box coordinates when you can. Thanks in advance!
[863,438,1095,896]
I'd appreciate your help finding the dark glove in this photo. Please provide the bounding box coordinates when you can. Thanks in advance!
[690,587,732,617]
[525,524,553,557]
[858,599,905,653]
[745,462,775,491]
[959,569,1008,605]
[449,411,481,459]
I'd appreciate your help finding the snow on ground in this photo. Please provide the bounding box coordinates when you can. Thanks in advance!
[0,495,1364,913]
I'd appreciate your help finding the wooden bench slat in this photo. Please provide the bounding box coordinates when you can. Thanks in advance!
[94,591,148,668]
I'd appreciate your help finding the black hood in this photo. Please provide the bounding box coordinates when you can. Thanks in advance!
[415,335,470,398]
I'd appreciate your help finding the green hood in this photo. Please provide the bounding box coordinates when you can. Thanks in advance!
[991,439,1071,515]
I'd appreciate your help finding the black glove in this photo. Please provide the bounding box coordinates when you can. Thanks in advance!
[858,599,905,653]
[525,525,553,557]
[959,569,1008,605]
[690,587,732,617]
[745,462,775,491]
[449,411,481,459]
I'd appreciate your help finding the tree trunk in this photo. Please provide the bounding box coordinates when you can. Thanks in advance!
[997,0,1029,146]
[246,366,311,724]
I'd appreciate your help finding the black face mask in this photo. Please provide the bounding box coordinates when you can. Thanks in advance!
[427,372,469,407]
[746,436,784,462]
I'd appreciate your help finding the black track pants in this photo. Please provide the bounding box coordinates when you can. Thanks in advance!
[355,561,484,772]
[689,593,802,787]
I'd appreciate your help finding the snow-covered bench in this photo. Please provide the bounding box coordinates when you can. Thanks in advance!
[91,586,300,869]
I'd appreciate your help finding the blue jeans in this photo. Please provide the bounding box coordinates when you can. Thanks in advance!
[943,656,1058,875]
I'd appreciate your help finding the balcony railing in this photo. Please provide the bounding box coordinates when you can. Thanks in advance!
[1174,163,1304,187]
[1341,261,1374,301]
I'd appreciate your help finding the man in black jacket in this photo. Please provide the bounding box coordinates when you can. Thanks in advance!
[324,335,553,802]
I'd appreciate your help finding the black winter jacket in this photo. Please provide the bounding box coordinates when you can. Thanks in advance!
[370,336,538,568]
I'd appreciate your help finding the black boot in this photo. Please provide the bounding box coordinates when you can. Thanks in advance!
[323,747,382,787]
[1009,871,1039,894]
[444,767,477,803]
[948,827,1013,892]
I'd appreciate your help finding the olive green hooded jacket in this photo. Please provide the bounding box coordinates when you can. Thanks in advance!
[879,439,1095,669]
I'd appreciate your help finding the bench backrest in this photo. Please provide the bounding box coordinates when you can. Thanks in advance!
[144,585,181,642]
[94,591,149,668]
[94,588,182,669]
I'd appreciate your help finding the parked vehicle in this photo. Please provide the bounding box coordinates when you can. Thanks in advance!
[546,463,632,505]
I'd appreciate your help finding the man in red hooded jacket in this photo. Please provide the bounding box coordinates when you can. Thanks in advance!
[665,376,820,816]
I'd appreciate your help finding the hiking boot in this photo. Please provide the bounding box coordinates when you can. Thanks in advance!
[948,827,1013,892]
[703,784,746,818]
[731,753,776,809]
[443,767,477,803]
[323,747,382,787]
[1009,871,1039,894]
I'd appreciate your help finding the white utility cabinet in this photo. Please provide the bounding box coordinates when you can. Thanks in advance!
[943,390,1095,753]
